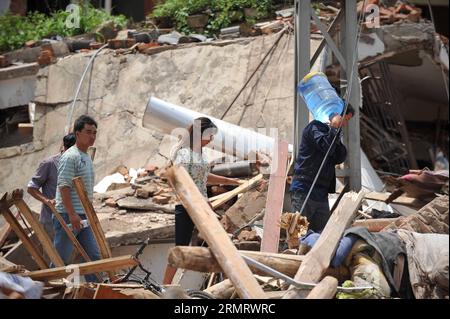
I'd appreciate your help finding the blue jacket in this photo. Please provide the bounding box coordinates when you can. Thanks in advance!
[290,120,347,200]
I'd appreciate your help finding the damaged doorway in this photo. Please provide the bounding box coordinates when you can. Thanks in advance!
[0,105,33,148]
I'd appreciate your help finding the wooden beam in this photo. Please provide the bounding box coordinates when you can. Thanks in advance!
[14,199,64,267]
[73,177,112,259]
[168,246,304,277]
[168,246,349,280]
[306,276,338,299]
[166,165,266,299]
[365,191,424,208]
[352,218,400,232]
[283,191,366,299]
[204,279,235,299]
[210,174,263,209]
[24,255,138,281]
[48,204,103,282]
[0,205,48,269]
[261,140,289,253]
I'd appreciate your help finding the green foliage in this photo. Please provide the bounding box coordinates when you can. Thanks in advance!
[0,5,127,53]
[151,0,273,35]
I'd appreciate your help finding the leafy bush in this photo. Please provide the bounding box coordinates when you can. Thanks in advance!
[0,5,127,53]
[151,0,273,35]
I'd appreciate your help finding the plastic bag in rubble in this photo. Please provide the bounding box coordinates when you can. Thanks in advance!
[397,230,449,299]
[0,272,44,299]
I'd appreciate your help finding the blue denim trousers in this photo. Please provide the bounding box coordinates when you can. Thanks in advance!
[53,213,102,283]
[291,191,330,233]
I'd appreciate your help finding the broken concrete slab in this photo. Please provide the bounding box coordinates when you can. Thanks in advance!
[116,197,175,214]
[94,186,135,202]
[0,62,39,81]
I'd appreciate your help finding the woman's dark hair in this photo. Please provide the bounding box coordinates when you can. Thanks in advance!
[73,115,97,133]
[188,117,218,150]
[63,133,76,149]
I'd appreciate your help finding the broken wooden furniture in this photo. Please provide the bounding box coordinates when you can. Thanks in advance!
[0,210,19,249]
[166,165,267,299]
[283,191,366,299]
[0,190,63,269]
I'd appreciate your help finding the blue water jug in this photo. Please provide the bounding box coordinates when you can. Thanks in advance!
[297,72,344,124]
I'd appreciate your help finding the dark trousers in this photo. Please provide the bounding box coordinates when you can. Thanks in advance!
[291,191,330,233]
[175,205,195,246]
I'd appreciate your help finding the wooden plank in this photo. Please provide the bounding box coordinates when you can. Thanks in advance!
[261,140,289,253]
[73,177,112,259]
[47,204,103,282]
[283,191,366,299]
[306,276,338,299]
[365,191,423,207]
[93,284,133,299]
[168,246,304,277]
[24,255,138,281]
[210,174,264,209]
[14,199,64,267]
[0,204,48,269]
[166,165,266,299]
[352,218,400,232]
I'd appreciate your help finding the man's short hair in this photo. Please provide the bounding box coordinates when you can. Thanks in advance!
[342,103,355,117]
[63,133,76,149]
[73,115,97,133]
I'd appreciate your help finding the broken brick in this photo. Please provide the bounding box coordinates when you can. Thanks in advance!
[105,198,117,208]
[108,39,136,50]
[237,229,258,242]
[0,55,8,68]
[136,188,150,199]
[25,40,37,48]
[144,164,158,175]
[135,176,153,185]
[37,51,52,66]
[90,42,104,50]
[153,195,170,205]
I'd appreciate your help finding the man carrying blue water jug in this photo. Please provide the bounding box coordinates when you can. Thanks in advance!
[290,72,354,232]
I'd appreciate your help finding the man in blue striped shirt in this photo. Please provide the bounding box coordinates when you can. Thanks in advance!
[54,115,101,282]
